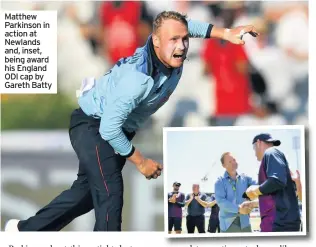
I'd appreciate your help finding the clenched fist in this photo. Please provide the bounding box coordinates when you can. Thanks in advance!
[135,158,163,180]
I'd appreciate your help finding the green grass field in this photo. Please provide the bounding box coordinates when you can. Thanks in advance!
[176,217,261,234]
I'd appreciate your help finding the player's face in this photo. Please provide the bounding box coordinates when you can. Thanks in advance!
[153,19,189,68]
[253,141,262,161]
[224,154,238,172]
[173,184,180,191]
[192,184,199,194]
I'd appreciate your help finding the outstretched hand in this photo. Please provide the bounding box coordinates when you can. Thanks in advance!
[224,25,259,45]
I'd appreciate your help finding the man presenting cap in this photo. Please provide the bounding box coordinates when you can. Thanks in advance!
[215,152,257,233]
[246,133,301,232]
[168,182,185,234]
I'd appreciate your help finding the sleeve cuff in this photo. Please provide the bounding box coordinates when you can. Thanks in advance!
[259,177,284,194]
[121,145,135,158]
[242,192,250,200]
[232,205,239,214]
[259,183,268,195]
[205,24,214,38]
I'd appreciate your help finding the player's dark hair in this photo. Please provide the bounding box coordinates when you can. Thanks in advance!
[220,152,230,165]
[153,11,188,34]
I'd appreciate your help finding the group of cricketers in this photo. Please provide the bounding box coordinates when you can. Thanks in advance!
[168,133,303,234]
[168,182,219,234]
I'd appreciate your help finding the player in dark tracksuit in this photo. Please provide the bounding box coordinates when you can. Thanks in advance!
[246,133,301,232]
[168,182,185,234]
[207,194,220,233]
[185,184,208,233]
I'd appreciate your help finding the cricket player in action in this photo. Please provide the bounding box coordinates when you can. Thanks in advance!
[246,133,301,232]
[5,11,258,232]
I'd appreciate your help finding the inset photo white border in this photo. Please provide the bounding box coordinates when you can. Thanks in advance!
[163,125,307,238]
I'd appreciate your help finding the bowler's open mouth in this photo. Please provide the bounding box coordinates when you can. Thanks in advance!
[173,54,184,59]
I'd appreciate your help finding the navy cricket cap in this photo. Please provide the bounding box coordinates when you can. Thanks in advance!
[173,182,181,186]
[252,133,281,146]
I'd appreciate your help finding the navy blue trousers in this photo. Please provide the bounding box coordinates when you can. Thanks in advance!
[18,108,135,231]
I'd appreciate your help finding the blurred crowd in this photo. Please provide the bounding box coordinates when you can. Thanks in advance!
[3,0,309,132]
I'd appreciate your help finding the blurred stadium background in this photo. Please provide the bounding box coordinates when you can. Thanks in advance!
[1,0,308,231]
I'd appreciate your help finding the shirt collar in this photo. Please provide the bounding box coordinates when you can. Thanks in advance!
[148,35,173,77]
[224,171,240,179]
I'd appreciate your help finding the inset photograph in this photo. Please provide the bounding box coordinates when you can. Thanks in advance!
[164,126,306,237]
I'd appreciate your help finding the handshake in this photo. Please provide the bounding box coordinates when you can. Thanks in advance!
[238,185,261,214]
[238,201,256,215]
